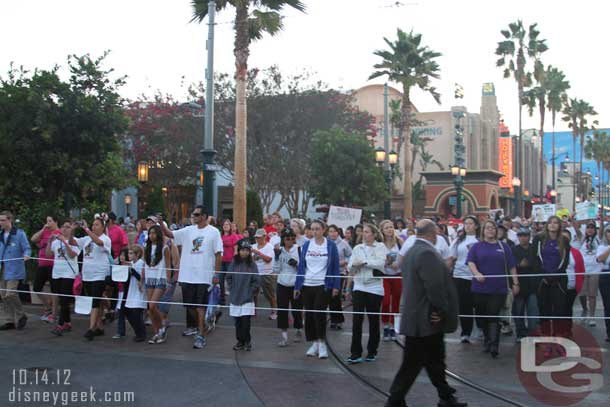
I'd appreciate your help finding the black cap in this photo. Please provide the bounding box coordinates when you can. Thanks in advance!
[237,239,251,250]
[281,227,296,238]
[517,227,531,236]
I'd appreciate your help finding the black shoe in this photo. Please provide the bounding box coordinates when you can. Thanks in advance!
[93,329,105,336]
[134,336,146,342]
[384,400,408,407]
[438,396,468,407]
[335,324,342,330]
[17,315,27,330]
[245,342,252,351]
[233,342,245,350]
[330,323,337,330]
[491,351,499,359]
[84,329,95,341]
[0,323,16,330]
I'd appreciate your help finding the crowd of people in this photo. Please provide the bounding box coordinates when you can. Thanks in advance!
[1,207,609,362]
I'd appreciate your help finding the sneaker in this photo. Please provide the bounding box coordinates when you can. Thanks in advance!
[51,325,64,336]
[233,342,245,350]
[93,329,104,337]
[365,354,377,362]
[112,334,125,339]
[460,335,470,344]
[347,355,363,364]
[61,323,72,332]
[193,335,206,349]
[157,328,167,343]
[182,327,198,337]
[335,323,342,330]
[306,342,319,357]
[329,323,337,330]
[245,342,252,351]
[134,336,146,342]
[0,323,16,330]
[383,327,391,341]
[145,317,152,326]
[318,342,328,359]
[40,311,52,322]
[269,312,278,321]
[589,319,597,327]
[17,315,28,330]
[501,325,513,336]
[294,330,303,343]
[278,339,288,347]
[47,314,56,324]
[148,334,160,344]
[390,329,397,340]
[84,329,95,341]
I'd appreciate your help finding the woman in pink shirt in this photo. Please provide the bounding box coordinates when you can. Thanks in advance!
[31,215,62,323]
[221,219,242,304]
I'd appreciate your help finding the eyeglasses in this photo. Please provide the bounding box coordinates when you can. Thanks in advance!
[191,213,202,217]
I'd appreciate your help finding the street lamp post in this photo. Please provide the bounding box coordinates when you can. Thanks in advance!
[452,108,466,219]
[124,194,132,217]
[451,165,467,218]
[375,147,397,219]
[512,177,522,217]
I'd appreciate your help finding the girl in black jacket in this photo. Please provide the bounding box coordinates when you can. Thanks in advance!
[529,216,571,342]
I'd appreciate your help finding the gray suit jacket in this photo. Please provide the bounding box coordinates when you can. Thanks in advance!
[399,239,458,337]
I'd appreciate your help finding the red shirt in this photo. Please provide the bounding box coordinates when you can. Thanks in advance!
[107,224,129,259]
[37,228,61,268]
[263,225,277,242]
[222,233,242,263]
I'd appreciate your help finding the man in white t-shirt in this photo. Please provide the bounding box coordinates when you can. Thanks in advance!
[398,226,452,266]
[161,206,222,349]
[252,229,278,320]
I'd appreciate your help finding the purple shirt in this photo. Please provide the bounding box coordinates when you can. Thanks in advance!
[541,239,561,274]
[466,241,516,294]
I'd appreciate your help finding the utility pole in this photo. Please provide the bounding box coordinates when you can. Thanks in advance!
[383,83,391,219]
[201,0,218,216]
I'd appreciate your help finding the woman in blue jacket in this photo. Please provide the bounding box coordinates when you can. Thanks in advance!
[0,211,32,330]
[294,220,341,359]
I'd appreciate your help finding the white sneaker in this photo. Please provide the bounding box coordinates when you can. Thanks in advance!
[589,319,597,327]
[318,342,328,359]
[306,342,319,357]
[294,330,303,343]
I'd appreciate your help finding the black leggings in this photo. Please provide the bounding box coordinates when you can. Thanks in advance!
[537,278,568,337]
[453,278,475,336]
[301,285,329,341]
[351,291,383,358]
[235,316,251,344]
[473,292,506,350]
[276,284,303,330]
[51,278,74,325]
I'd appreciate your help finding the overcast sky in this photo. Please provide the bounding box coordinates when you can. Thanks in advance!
[2,0,607,133]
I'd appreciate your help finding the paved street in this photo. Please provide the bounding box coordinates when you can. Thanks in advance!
[0,300,608,407]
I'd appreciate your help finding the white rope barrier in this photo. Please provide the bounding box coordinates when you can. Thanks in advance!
[1,288,609,319]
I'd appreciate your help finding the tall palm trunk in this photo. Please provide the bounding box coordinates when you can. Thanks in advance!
[579,128,585,203]
[572,129,577,211]
[538,98,545,196]
[551,110,556,190]
[401,90,413,219]
[517,85,523,217]
[233,2,249,229]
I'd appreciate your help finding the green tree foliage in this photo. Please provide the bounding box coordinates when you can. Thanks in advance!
[246,189,263,228]
[309,128,388,207]
[144,186,166,217]
[0,53,129,233]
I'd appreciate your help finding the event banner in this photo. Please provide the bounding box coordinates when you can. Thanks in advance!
[327,205,362,232]
[532,204,557,223]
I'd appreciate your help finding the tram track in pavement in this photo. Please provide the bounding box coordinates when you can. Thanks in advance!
[324,304,531,407]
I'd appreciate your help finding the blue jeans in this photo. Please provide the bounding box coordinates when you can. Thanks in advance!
[599,272,610,338]
[512,293,539,338]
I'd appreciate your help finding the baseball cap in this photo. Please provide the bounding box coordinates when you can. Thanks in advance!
[254,228,267,238]
[146,215,158,223]
[281,227,296,238]
[237,239,251,250]
[517,227,531,236]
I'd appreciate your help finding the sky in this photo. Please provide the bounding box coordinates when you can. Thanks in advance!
[1,0,607,133]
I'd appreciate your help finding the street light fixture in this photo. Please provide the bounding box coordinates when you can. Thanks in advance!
[137,161,149,183]
[375,146,386,164]
[512,177,521,188]
[375,146,397,219]
[388,150,398,166]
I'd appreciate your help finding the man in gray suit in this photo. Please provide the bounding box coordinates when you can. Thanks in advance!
[386,219,466,407]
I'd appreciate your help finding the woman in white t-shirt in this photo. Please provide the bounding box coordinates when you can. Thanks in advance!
[294,220,341,359]
[578,222,601,326]
[46,220,80,336]
[76,218,112,341]
[143,225,171,344]
[449,216,480,343]
[346,223,387,364]
[379,220,403,341]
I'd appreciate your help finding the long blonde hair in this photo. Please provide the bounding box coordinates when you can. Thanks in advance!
[379,219,403,248]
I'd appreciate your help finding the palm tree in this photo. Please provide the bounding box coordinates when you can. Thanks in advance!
[545,67,570,190]
[563,98,597,209]
[496,21,548,215]
[369,29,441,219]
[191,0,306,229]
[585,130,610,222]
